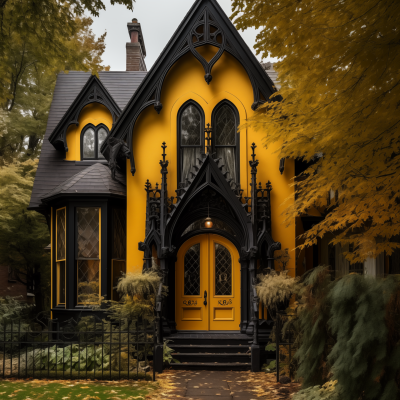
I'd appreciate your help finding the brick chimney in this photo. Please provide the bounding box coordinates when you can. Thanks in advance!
[126,18,147,71]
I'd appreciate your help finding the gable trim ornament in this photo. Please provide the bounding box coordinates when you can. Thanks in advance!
[101,0,278,176]
[48,75,121,152]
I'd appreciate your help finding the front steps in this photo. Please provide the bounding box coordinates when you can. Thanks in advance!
[167,332,252,371]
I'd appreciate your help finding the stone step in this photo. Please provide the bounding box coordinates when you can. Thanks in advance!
[167,336,251,346]
[172,352,251,363]
[171,344,250,353]
[169,362,251,371]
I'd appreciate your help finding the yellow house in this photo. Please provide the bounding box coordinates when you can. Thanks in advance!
[29,0,295,371]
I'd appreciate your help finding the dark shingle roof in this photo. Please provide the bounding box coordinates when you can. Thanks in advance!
[42,163,126,202]
[29,71,146,211]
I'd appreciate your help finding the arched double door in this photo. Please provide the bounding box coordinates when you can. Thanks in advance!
[175,234,240,331]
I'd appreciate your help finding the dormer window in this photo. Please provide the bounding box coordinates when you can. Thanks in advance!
[81,124,109,160]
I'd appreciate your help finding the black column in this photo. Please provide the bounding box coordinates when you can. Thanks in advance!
[240,259,249,333]
[66,202,75,310]
[101,201,108,300]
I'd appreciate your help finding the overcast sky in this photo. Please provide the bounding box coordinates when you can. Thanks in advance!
[91,0,275,71]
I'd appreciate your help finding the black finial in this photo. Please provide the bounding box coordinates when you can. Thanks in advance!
[160,142,169,172]
[145,180,151,191]
[251,143,257,161]
[266,181,272,191]
[249,143,259,174]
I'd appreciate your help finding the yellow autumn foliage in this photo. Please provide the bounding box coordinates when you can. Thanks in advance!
[232,0,400,262]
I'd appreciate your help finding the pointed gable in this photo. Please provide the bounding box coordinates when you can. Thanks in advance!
[102,0,277,175]
[48,75,121,152]
[167,153,251,243]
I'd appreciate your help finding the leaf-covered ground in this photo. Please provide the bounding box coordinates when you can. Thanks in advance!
[0,379,157,399]
[148,370,300,399]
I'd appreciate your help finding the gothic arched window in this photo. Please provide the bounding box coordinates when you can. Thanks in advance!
[212,101,240,183]
[81,124,108,160]
[178,101,205,185]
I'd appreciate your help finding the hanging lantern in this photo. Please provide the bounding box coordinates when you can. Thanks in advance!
[204,202,213,228]
[204,217,213,229]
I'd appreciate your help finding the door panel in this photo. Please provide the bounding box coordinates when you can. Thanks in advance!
[209,234,240,330]
[176,236,209,330]
[175,234,240,331]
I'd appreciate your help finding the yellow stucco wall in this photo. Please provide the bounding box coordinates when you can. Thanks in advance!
[126,45,296,276]
[65,103,113,161]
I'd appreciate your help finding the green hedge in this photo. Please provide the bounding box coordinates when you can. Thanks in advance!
[293,267,400,400]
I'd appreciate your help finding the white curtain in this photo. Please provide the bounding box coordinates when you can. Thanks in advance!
[181,147,201,185]
[216,147,236,182]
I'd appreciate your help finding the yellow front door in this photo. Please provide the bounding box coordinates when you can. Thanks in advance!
[175,234,240,331]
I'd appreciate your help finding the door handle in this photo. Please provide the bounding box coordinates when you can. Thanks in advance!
[203,290,207,306]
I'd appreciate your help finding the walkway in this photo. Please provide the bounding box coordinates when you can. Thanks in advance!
[151,370,300,400]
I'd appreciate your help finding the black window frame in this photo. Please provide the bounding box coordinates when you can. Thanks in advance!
[211,100,240,184]
[80,123,109,161]
[177,100,205,185]
[75,206,101,305]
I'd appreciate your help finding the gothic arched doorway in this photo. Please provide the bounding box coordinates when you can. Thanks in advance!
[175,233,240,331]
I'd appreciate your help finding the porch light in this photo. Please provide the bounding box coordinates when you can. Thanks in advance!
[204,202,213,228]
[204,217,213,229]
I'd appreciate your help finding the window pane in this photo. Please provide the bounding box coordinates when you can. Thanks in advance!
[112,260,126,300]
[56,208,66,260]
[184,244,200,296]
[112,208,126,260]
[216,147,236,181]
[77,207,99,259]
[97,128,108,159]
[83,128,95,159]
[181,105,201,145]
[58,261,66,304]
[77,260,100,303]
[181,147,201,185]
[215,105,236,145]
[215,243,232,295]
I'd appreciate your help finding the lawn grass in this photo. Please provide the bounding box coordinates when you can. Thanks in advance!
[0,379,158,399]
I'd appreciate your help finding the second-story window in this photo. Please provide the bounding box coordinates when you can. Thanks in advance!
[178,101,204,185]
[212,101,240,183]
[81,124,108,160]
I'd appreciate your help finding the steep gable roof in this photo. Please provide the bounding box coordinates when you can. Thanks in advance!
[101,0,277,175]
[29,71,146,211]
[48,75,122,152]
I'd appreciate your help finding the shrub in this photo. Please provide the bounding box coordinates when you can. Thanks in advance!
[293,267,400,400]
[295,267,334,386]
[256,270,298,310]
[27,343,143,372]
[0,296,35,351]
[293,381,339,400]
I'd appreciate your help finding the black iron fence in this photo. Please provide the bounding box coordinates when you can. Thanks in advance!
[276,311,298,382]
[0,314,156,381]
